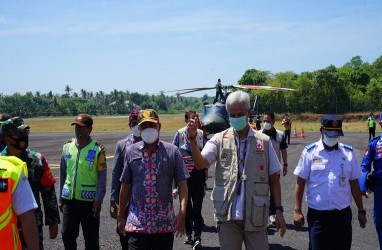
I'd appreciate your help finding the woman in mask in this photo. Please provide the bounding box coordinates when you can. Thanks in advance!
[110,108,141,250]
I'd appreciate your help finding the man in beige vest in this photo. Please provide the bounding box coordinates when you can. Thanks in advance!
[187,91,286,250]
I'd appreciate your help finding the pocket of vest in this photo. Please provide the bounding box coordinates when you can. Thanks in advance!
[250,196,269,227]
[253,177,269,196]
[211,185,228,216]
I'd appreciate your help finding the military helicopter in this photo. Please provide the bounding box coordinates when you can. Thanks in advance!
[162,80,296,135]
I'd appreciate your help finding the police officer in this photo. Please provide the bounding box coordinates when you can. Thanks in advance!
[294,115,367,250]
[367,113,377,141]
[110,108,141,249]
[359,130,382,249]
[0,156,39,250]
[59,113,107,250]
[0,117,60,250]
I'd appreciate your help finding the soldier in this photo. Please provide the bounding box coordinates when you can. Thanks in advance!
[0,117,60,250]
[0,113,11,151]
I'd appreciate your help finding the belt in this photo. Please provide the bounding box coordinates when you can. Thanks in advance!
[308,206,350,213]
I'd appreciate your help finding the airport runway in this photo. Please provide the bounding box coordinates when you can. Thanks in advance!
[31,131,379,249]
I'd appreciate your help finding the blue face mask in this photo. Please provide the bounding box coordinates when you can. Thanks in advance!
[229,116,247,131]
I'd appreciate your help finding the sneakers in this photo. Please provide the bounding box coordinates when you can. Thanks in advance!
[193,237,202,250]
[269,214,276,225]
[184,235,193,245]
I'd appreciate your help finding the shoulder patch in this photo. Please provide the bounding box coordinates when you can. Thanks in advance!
[305,143,316,151]
[341,143,353,151]
[95,141,106,151]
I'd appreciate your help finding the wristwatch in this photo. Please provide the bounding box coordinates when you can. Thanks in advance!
[283,163,288,167]
[275,205,284,212]
[358,210,366,215]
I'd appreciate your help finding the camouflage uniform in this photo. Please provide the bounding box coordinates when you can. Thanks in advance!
[1,147,60,249]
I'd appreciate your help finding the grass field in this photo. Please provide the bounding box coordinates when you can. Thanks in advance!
[24,114,374,133]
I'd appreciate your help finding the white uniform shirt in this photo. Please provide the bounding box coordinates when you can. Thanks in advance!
[202,127,281,220]
[13,172,38,215]
[294,139,362,210]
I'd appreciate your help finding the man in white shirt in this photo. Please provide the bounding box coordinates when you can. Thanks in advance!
[187,90,286,250]
[294,114,367,249]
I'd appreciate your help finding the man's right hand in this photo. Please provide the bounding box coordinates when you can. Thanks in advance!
[58,200,64,213]
[293,211,305,227]
[110,202,118,219]
[117,217,126,236]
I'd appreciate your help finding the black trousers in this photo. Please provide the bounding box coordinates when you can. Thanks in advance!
[284,129,291,144]
[127,232,174,250]
[369,128,376,141]
[62,199,100,250]
[307,206,352,250]
[185,169,206,237]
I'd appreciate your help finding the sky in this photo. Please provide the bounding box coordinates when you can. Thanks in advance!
[0,0,381,97]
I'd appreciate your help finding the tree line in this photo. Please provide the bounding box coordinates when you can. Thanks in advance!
[0,55,381,118]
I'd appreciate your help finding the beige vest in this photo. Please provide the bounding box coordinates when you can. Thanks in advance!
[211,127,270,231]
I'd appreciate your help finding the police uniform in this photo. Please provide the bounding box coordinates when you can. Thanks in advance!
[359,135,382,249]
[60,114,107,250]
[294,115,364,250]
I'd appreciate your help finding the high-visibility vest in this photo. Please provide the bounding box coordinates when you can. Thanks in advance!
[61,139,103,201]
[369,118,375,128]
[0,156,28,250]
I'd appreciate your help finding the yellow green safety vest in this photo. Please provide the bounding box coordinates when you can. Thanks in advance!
[61,139,101,201]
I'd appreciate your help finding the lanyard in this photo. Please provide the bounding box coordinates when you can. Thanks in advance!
[234,133,248,195]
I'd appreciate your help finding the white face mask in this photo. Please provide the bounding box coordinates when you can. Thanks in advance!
[131,125,141,137]
[263,122,272,130]
[323,134,340,147]
[141,128,158,144]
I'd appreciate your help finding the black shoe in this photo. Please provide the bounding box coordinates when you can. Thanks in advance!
[193,237,202,250]
[184,235,193,245]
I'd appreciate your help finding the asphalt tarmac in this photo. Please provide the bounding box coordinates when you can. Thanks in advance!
[31,131,379,249]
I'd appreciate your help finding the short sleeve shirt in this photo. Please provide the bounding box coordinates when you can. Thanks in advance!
[120,140,189,234]
[294,139,362,210]
[13,172,38,215]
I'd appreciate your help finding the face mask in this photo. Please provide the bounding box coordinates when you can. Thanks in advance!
[141,128,159,144]
[323,134,339,147]
[229,116,247,131]
[131,125,141,137]
[11,135,29,150]
[263,122,272,130]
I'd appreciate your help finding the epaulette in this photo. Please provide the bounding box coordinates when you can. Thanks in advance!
[64,139,73,145]
[341,143,353,151]
[305,143,316,151]
[95,141,106,151]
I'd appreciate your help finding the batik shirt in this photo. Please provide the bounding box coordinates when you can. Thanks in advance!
[120,140,189,234]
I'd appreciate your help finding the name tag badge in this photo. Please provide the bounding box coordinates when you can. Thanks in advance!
[312,164,325,171]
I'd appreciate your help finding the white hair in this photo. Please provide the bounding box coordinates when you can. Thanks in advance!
[225,91,251,111]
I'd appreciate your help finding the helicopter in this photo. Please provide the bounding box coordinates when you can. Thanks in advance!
[162,80,296,135]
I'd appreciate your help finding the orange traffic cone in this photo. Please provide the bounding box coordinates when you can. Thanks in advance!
[293,127,298,138]
[301,128,305,139]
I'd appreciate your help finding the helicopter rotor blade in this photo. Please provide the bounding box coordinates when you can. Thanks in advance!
[160,87,216,94]
[232,85,296,91]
